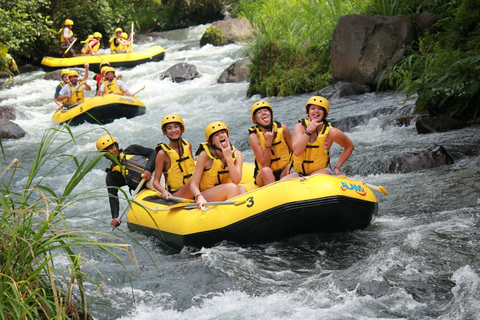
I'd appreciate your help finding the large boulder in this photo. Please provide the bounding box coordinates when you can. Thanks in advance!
[382,144,454,173]
[317,81,370,99]
[218,58,251,83]
[161,63,200,83]
[0,120,26,139]
[200,18,254,47]
[331,14,415,88]
[415,115,469,134]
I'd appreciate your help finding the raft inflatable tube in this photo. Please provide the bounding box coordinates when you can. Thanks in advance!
[41,46,165,73]
[127,169,378,251]
[52,94,146,126]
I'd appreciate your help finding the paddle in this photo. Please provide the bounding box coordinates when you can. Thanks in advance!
[131,22,134,51]
[156,198,247,211]
[63,38,77,57]
[363,181,388,195]
[132,85,145,97]
[112,177,146,230]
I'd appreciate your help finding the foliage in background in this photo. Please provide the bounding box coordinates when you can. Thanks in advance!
[0,44,19,83]
[240,0,368,97]
[0,127,138,319]
[384,0,480,119]
[131,0,226,33]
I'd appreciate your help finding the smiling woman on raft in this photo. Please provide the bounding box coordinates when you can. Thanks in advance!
[190,121,247,209]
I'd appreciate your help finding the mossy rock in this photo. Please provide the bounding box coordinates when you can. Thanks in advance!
[200,26,227,47]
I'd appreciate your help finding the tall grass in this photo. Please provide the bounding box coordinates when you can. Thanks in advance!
[239,0,368,97]
[0,126,139,319]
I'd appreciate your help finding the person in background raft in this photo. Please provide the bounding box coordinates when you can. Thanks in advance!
[285,96,354,178]
[120,32,134,53]
[109,28,134,54]
[54,64,90,107]
[190,121,247,209]
[248,101,292,187]
[96,135,155,227]
[56,65,91,111]
[59,19,76,56]
[81,32,104,55]
[151,114,195,200]
[97,67,132,96]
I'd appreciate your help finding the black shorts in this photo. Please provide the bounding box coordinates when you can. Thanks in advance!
[254,167,286,184]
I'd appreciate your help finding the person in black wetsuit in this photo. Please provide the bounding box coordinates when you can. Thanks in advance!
[96,135,155,227]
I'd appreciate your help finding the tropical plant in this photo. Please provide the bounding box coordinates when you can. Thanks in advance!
[0,126,138,319]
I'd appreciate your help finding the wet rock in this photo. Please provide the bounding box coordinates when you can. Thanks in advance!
[416,115,469,134]
[200,18,254,47]
[331,14,415,88]
[218,58,251,83]
[382,144,454,173]
[0,106,16,120]
[0,119,26,139]
[317,81,370,99]
[161,63,200,83]
[395,116,415,127]
[411,12,441,37]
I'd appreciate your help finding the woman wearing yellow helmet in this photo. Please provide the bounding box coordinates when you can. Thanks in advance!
[248,100,293,186]
[151,114,195,200]
[82,32,104,55]
[190,121,247,209]
[53,69,71,108]
[286,96,354,178]
[59,19,75,55]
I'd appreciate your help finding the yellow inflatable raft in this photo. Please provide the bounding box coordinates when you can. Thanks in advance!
[127,169,380,250]
[41,46,165,73]
[52,94,145,126]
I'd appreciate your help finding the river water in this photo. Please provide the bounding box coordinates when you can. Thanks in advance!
[1,25,480,320]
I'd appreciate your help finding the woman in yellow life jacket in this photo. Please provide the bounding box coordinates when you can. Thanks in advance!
[109,28,124,53]
[121,32,134,53]
[81,32,103,55]
[190,121,247,209]
[152,114,195,200]
[286,96,354,178]
[248,101,292,187]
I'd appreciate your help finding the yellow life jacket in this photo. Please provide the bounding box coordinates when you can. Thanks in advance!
[111,152,151,187]
[83,38,100,54]
[292,118,331,175]
[65,82,85,106]
[248,121,291,176]
[109,36,122,53]
[155,139,195,193]
[59,27,73,43]
[195,142,237,191]
[104,78,124,95]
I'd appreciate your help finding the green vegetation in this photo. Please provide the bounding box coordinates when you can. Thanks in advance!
[240,0,369,97]
[240,0,480,119]
[0,127,138,319]
[201,26,228,46]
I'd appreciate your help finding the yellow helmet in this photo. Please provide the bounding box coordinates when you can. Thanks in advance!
[205,121,229,143]
[93,32,102,39]
[60,69,71,77]
[115,28,123,33]
[161,114,185,134]
[99,60,110,69]
[96,135,117,151]
[305,96,329,118]
[251,100,272,124]
[68,70,79,77]
[104,67,115,75]
[121,32,128,39]
[65,19,74,26]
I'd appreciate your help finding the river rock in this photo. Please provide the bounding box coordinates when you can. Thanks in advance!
[0,106,16,120]
[161,63,200,83]
[415,115,469,134]
[411,12,441,37]
[0,119,26,139]
[201,18,254,46]
[382,144,454,173]
[218,58,251,83]
[317,81,369,99]
[331,14,415,88]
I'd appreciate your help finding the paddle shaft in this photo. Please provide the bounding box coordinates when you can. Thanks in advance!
[132,85,145,97]
[113,178,146,230]
[63,38,77,57]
